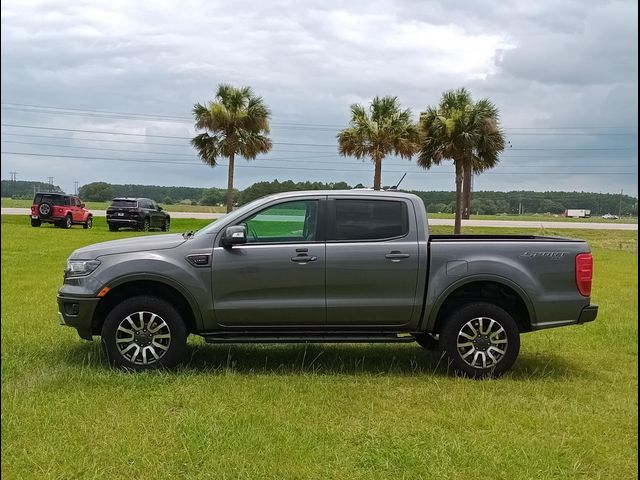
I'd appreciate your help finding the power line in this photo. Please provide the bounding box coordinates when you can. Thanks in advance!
[0,132,335,153]
[2,124,637,151]
[1,132,638,157]
[0,123,338,146]
[2,151,637,175]
[2,103,638,131]
[0,140,341,160]
[1,139,636,167]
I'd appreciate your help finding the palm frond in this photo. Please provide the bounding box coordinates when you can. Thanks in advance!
[191,133,221,167]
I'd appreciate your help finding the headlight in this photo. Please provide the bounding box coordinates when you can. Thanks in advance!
[65,259,101,277]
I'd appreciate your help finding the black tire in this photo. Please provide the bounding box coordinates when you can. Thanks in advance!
[83,216,93,229]
[440,302,520,378]
[101,296,188,371]
[140,218,150,232]
[161,219,170,232]
[62,214,72,229]
[31,219,41,227]
[38,202,53,218]
[412,333,439,350]
[109,224,119,232]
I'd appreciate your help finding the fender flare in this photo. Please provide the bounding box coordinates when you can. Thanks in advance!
[104,272,204,331]
[424,274,537,332]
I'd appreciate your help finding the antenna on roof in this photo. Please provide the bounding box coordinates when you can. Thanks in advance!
[391,173,407,190]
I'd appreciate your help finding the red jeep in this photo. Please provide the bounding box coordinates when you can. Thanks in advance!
[30,192,93,229]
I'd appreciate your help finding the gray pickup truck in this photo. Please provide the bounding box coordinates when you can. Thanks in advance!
[57,190,597,377]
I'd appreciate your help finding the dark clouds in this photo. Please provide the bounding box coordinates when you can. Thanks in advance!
[1,0,637,195]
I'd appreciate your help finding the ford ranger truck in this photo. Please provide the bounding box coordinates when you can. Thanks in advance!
[57,190,598,377]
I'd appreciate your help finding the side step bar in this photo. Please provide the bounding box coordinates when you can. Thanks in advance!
[202,332,417,344]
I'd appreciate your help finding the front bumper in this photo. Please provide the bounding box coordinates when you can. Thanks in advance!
[57,293,100,340]
[577,304,598,324]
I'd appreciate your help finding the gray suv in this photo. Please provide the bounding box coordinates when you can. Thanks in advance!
[58,190,597,377]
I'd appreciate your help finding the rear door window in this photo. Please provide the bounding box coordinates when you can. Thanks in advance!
[35,194,67,206]
[330,199,409,241]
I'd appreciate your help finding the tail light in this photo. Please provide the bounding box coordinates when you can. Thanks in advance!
[575,253,593,296]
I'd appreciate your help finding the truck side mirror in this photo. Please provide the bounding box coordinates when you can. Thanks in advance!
[222,225,247,247]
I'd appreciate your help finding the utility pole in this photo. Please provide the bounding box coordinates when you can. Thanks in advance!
[618,189,623,218]
[47,176,54,190]
[74,181,79,195]
[9,171,18,198]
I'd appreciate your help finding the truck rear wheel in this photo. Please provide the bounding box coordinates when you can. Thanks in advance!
[101,296,188,371]
[440,302,520,378]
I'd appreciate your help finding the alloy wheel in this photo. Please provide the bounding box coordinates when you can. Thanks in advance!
[115,311,172,365]
[456,316,508,369]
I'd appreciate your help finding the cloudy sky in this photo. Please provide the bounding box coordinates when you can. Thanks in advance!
[1,0,638,196]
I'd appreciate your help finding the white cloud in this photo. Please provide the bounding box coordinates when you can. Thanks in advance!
[0,0,636,195]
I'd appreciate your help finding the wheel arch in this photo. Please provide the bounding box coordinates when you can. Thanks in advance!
[91,274,203,335]
[426,275,536,334]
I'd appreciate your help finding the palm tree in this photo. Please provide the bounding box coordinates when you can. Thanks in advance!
[417,88,505,234]
[337,96,418,190]
[191,84,272,213]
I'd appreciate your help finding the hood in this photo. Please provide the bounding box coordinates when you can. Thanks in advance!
[71,234,187,259]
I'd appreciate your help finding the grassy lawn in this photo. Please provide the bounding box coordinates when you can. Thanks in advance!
[1,215,637,479]
[3,197,637,223]
[1,197,226,213]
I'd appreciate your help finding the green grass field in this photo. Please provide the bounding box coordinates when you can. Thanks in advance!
[1,215,637,479]
[3,197,637,223]
[1,197,227,213]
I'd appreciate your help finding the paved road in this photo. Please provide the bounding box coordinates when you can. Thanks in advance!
[4,207,637,230]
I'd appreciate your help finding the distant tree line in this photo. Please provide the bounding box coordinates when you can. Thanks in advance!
[1,180,64,197]
[408,190,638,216]
[3,179,637,215]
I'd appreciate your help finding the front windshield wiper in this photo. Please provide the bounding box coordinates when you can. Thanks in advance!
[182,231,195,239]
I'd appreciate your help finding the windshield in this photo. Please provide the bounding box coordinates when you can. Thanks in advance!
[194,197,270,236]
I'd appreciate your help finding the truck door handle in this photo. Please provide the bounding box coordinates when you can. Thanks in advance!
[291,254,317,263]
[385,251,410,260]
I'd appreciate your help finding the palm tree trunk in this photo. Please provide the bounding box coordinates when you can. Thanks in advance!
[454,161,463,234]
[226,153,235,213]
[462,163,472,219]
[373,156,382,190]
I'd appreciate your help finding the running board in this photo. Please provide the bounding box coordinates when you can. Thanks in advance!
[202,332,417,344]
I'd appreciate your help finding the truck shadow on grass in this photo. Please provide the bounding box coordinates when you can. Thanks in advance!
[183,343,590,380]
[63,341,590,380]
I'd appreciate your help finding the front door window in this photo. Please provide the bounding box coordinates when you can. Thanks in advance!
[244,200,319,243]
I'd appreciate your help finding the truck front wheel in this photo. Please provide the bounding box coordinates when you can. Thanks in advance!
[101,296,188,371]
[440,302,520,378]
